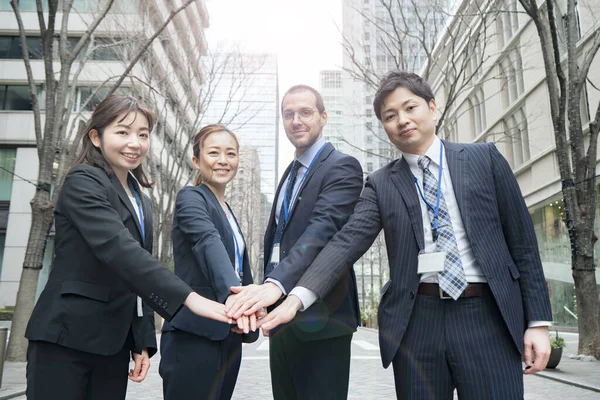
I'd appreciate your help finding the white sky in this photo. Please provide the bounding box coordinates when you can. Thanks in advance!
[204,0,343,177]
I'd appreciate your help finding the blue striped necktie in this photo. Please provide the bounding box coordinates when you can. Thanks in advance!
[418,155,467,300]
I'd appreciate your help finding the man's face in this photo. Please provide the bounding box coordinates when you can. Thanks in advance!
[281,90,327,155]
[380,87,437,155]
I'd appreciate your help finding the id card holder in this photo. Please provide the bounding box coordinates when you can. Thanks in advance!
[137,296,143,317]
[417,252,446,274]
[270,244,281,264]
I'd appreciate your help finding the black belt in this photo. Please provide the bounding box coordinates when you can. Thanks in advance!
[417,283,491,299]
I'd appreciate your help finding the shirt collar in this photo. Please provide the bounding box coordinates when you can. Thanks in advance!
[402,135,442,170]
[296,137,326,168]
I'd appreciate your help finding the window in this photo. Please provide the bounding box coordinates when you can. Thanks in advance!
[366,121,372,130]
[504,108,529,168]
[502,1,520,44]
[469,90,486,136]
[0,85,34,110]
[0,36,43,59]
[501,49,524,106]
[0,149,16,201]
[74,86,131,111]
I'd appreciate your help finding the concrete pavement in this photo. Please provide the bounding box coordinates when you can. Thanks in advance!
[1,328,599,399]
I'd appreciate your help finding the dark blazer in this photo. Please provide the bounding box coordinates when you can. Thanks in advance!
[265,143,363,341]
[25,164,192,357]
[162,184,258,343]
[297,142,552,367]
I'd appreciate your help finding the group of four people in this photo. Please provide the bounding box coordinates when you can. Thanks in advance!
[24,71,552,400]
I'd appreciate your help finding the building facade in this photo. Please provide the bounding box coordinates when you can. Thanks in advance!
[0,0,211,308]
[428,0,600,327]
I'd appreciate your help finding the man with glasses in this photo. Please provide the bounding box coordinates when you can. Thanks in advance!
[226,84,363,399]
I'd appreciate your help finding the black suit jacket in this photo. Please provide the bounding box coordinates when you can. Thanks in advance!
[25,164,192,357]
[162,184,258,343]
[265,143,363,341]
[298,142,552,367]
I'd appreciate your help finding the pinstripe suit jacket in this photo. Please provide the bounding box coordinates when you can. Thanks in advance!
[297,141,552,368]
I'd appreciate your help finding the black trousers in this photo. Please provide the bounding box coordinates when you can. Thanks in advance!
[26,339,131,400]
[269,327,352,400]
[159,330,242,400]
[392,293,523,400]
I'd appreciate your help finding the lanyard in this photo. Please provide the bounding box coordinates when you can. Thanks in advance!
[128,182,144,239]
[225,204,244,281]
[282,143,327,225]
[412,140,443,241]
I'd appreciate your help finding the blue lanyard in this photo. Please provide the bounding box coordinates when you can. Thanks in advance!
[412,140,444,239]
[225,204,244,280]
[128,182,144,239]
[282,143,327,225]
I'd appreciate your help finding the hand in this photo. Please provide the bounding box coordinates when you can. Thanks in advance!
[523,326,551,374]
[230,307,268,334]
[129,348,150,383]
[225,283,283,319]
[257,295,303,331]
[184,292,233,324]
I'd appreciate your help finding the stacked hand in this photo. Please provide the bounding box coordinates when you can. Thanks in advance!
[224,283,303,332]
[184,284,304,334]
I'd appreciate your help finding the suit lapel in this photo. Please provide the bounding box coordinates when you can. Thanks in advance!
[286,143,333,223]
[110,174,145,244]
[200,185,234,260]
[443,142,469,233]
[390,158,425,251]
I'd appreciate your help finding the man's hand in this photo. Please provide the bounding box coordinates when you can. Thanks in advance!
[225,283,283,319]
[257,295,302,331]
[129,348,150,383]
[523,326,551,374]
[184,292,233,324]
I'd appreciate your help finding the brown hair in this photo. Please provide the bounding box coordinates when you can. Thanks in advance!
[72,95,156,188]
[192,124,239,186]
[281,84,325,114]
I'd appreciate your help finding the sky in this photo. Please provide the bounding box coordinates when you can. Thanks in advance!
[204,0,343,177]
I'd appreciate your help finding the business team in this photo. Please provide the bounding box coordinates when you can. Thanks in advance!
[26,71,552,400]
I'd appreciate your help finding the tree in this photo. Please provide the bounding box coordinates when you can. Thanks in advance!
[518,0,600,357]
[7,0,199,361]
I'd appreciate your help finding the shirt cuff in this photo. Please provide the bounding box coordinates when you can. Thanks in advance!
[528,321,552,328]
[289,287,319,311]
[265,278,287,296]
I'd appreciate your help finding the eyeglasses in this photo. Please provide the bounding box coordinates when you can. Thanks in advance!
[282,108,316,123]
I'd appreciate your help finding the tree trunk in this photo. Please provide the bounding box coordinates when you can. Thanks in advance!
[6,193,54,361]
[572,254,600,357]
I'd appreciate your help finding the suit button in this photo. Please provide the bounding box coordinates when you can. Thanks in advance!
[163,302,168,308]
[162,304,167,309]
[409,291,415,299]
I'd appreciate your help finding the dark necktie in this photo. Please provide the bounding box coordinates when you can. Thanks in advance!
[418,155,466,299]
[265,160,301,277]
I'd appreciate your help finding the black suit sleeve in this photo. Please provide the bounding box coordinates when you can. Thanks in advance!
[488,144,552,322]
[297,175,383,299]
[59,166,192,321]
[267,156,363,293]
[174,187,240,304]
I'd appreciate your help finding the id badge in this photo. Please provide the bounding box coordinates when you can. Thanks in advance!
[270,244,281,264]
[417,252,446,274]
[137,296,143,317]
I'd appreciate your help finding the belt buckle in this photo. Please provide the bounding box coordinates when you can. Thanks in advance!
[439,286,452,300]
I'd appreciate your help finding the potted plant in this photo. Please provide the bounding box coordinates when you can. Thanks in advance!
[546,330,565,369]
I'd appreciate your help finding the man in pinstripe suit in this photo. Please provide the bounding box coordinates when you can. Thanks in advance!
[259,71,553,399]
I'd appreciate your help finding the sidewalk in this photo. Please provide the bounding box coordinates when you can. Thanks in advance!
[1,329,599,399]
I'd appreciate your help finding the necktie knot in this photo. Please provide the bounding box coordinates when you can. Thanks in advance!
[418,156,431,171]
[290,160,301,179]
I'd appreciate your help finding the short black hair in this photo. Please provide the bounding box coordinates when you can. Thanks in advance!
[373,71,435,120]
[281,84,325,114]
